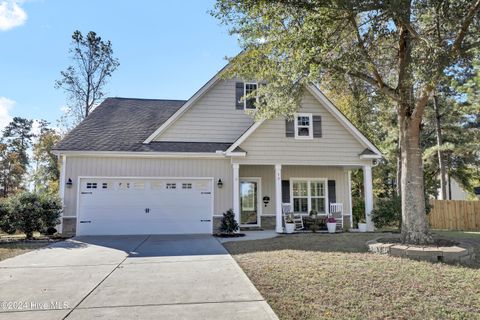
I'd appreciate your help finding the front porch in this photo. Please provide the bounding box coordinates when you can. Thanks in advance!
[231,164,374,233]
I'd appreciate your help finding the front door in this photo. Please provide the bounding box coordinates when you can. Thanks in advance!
[240,178,260,226]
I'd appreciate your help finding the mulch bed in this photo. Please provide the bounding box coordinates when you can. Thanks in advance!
[213,233,246,238]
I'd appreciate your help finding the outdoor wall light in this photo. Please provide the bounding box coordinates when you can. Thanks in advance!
[66,178,73,188]
[263,196,270,207]
[217,179,223,188]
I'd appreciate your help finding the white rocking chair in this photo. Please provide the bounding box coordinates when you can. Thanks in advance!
[282,203,304,231]
[329,203,344,230]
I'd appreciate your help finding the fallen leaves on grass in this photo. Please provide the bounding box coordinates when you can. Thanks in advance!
[224,233,480,320]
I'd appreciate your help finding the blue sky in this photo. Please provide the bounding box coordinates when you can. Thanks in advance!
[0,0,239,129]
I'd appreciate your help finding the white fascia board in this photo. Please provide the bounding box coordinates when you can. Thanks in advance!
[143,66,228,144]
[360,154,382,159]
[306,84,383,157]
[225,120,264,153]
[225,151,247,157]
[54,150,227,159]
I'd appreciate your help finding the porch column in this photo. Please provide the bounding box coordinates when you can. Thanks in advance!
[57,155,66,234]
[275,164,283,233]
[347,170,353,229]
[363,165,374,231]
[232,163,240,224]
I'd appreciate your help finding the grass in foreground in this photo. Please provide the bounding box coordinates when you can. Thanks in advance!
[0,242,49,262]
[224,232,480,320]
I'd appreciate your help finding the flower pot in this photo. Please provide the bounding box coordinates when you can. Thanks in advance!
[358,223,367,232]
[285,223,295,234]
[327,222,336,233]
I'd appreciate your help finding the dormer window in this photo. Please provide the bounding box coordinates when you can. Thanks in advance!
[244,82,258,110]
[294,113,313,139]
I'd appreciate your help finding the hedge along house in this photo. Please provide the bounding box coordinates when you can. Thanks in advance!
[53,63,382,236]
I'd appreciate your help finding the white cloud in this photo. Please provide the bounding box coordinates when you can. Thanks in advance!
[0,0,27,31]
[0,96,14,130]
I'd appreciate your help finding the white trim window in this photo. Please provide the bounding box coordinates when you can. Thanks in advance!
[244,82,258,110]
[294,113,313,139]
[291,179,327,214]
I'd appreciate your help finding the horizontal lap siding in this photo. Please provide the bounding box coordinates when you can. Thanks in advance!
[237,90,369,166]
[154,79,253,143]
[63,157,232,217]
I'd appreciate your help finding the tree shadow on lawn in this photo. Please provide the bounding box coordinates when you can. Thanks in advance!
[223,232,480,269]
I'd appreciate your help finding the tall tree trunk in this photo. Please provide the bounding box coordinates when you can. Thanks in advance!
[396,146,402,197]
[399,113,433,244]
[433,93,447,200]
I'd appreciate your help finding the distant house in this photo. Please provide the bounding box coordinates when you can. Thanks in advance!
[438,178,477,200]
[53,62,382,236]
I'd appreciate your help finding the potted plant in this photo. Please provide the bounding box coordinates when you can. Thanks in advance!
[309,209,318,233]
[326,215,337,233]
[285,214,296,234]
[358,218,367,232]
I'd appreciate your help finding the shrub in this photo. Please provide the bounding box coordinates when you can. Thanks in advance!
[0,201,16,234]
[219,209,239,234]
[1,192,62,239]
[371,196,402,229]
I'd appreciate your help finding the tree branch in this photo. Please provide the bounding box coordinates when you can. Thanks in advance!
[451,0,480,55]
[348,14,389,91]
[412,83,434,125]
[333,66,400,101]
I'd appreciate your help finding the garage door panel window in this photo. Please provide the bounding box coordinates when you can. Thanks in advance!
[196,181,208,191]
[150,181,163,190]
[133,182,145,190]
[86,182,97,189]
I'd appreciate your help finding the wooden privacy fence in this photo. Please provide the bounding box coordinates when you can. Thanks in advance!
[428,200,480,230]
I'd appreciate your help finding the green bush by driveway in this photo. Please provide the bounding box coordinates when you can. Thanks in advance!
[0,192,61,239]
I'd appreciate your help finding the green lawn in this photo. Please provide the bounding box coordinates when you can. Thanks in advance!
[223,232,480,320]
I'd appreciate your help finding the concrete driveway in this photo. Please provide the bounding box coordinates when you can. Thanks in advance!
[0,235,277,320]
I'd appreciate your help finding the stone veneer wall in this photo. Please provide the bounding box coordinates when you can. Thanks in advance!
[62,218,76,236]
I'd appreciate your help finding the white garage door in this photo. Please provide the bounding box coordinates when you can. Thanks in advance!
[77,178,213,235]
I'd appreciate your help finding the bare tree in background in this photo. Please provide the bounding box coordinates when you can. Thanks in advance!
[56,30,119,126]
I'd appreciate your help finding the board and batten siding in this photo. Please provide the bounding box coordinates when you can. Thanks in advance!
[236,89,371,166]
[154,79,254,143]
[63,157,233,217]
[239,165,350,217]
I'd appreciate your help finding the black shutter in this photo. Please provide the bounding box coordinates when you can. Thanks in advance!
[328,180,336,207]
[282,180,290,203]
[313,115,322,138]
[235,82,244,110]
[285,119,294,137]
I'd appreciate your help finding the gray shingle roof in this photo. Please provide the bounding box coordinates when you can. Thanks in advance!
[54,97,230,152]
